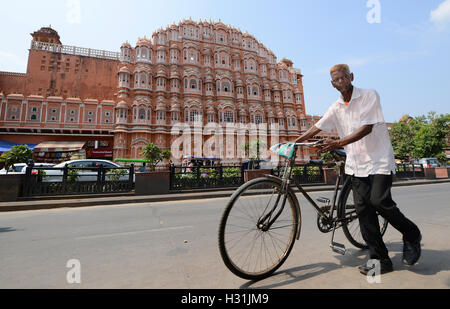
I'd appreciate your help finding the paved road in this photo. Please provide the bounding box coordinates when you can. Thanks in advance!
[0,183,449,289]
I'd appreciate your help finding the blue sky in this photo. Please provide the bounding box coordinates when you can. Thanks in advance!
[0,0,449,122]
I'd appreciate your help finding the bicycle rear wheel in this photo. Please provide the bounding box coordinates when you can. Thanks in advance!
[340,184,388,249]
[218,177,299,280]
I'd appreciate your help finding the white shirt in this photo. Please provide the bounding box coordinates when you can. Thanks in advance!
[315,87,396,177]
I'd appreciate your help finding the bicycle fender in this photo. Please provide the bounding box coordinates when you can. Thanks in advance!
[264,175,302,240]
[337,176,352,218]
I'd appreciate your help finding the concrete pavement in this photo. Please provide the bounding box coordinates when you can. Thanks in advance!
[1,178,449,212]
[0,183,449,288]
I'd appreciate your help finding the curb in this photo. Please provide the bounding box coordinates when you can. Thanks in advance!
[0,178,449,212]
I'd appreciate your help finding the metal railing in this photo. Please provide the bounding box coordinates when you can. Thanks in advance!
[169,162,327,191]
[272,163,325,184]
[21,164,134,197]
[169,165,244,191]
[395,163,425,179]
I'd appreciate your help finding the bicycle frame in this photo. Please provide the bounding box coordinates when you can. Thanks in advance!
[260,142,349,235]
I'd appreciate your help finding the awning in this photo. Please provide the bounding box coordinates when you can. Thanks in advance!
[0,140,37,153]
[33,141,86,152]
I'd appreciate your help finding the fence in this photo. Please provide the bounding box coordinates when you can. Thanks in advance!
[21,165,134,197]
[395,163,425,179]
[30,40,120,61]
[169,163,326,191]
[272,163,325,184]
[169,165,244,191]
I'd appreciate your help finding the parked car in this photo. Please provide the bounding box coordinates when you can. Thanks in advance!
[42,159,132,182]
[0,163,54,175]
[242,159,275,170]
[418,158,441,168]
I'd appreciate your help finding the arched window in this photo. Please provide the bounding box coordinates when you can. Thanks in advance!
[222,81,230,92]
[249,60,255,71]
[224,110,234,123]
[141,48,148,59]
[251,113,263,124]
[252,86,259,96]
[255,114,263,124]
[139,108,146,120]
[140,73,147,87]
[190,79,197,89]
[190,109,200,122]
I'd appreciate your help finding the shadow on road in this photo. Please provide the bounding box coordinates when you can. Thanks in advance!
[240,248,368,289]
[386,241,450,276]
[240,240,450,289]
[0,227,16,233]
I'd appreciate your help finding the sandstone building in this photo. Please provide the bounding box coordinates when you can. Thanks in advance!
[0,21,333,164]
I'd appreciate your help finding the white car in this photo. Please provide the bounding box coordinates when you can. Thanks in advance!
[43,159,132,182]
[0,163,54,175]
[418,158,441,168]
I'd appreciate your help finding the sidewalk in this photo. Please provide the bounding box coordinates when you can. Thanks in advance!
[1,178,449,212]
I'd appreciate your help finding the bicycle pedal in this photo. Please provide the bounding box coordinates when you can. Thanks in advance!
[330,242,346,255]
[317,197,330,204]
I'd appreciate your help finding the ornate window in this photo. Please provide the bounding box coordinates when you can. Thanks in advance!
[251,113,263,124]
[207,113,215,123]
[224,110,234,123]
[190,109,200,122]
[252,86,259,96]
[171,111,180,122]
[288,116,297,127]
[139,108,146,120]
[222,81,232,93]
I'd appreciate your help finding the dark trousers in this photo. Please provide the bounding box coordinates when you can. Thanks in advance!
[351,174,421,260]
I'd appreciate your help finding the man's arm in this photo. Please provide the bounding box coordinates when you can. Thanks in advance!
[295,125,322,143]
[320,124,373,152]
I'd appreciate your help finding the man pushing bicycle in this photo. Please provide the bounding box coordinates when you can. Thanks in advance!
[294,64,422,275]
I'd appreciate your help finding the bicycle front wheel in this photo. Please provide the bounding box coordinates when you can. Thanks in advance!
[218,177,299,280]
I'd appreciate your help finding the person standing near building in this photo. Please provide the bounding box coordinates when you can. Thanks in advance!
[295,64,422,275]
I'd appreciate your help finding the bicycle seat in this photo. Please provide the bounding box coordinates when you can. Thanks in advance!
[331,149,346,160]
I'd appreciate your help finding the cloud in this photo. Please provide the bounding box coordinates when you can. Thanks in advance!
[66,0,81,24]
[0,51,27,72]
[430,0,450,29]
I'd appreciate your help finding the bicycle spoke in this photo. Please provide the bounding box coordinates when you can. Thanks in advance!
[219,178,298,278]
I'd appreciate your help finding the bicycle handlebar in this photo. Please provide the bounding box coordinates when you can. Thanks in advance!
[294,139,324,147]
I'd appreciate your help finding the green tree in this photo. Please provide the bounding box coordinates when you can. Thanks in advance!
[0,145,33,171]
[390,117,421,162]
[139,142,171,171]
[411,112,449,163]
[390,112,449,163]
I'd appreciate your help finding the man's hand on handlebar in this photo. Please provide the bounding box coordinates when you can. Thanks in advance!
[317,138,342,152]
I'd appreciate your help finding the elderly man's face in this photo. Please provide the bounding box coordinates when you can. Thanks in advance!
[331,70,353,93]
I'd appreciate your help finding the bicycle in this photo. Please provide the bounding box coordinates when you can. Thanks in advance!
[218,140,388,280]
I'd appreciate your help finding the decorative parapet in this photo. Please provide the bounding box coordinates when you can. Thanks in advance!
[0,71,26,77]
[30,40,120,61]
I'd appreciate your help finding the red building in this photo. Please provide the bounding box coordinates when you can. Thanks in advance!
[0,22,335,164]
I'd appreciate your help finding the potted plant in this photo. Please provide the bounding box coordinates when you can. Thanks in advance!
[135,143,172,195]
[139,142,171,171]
